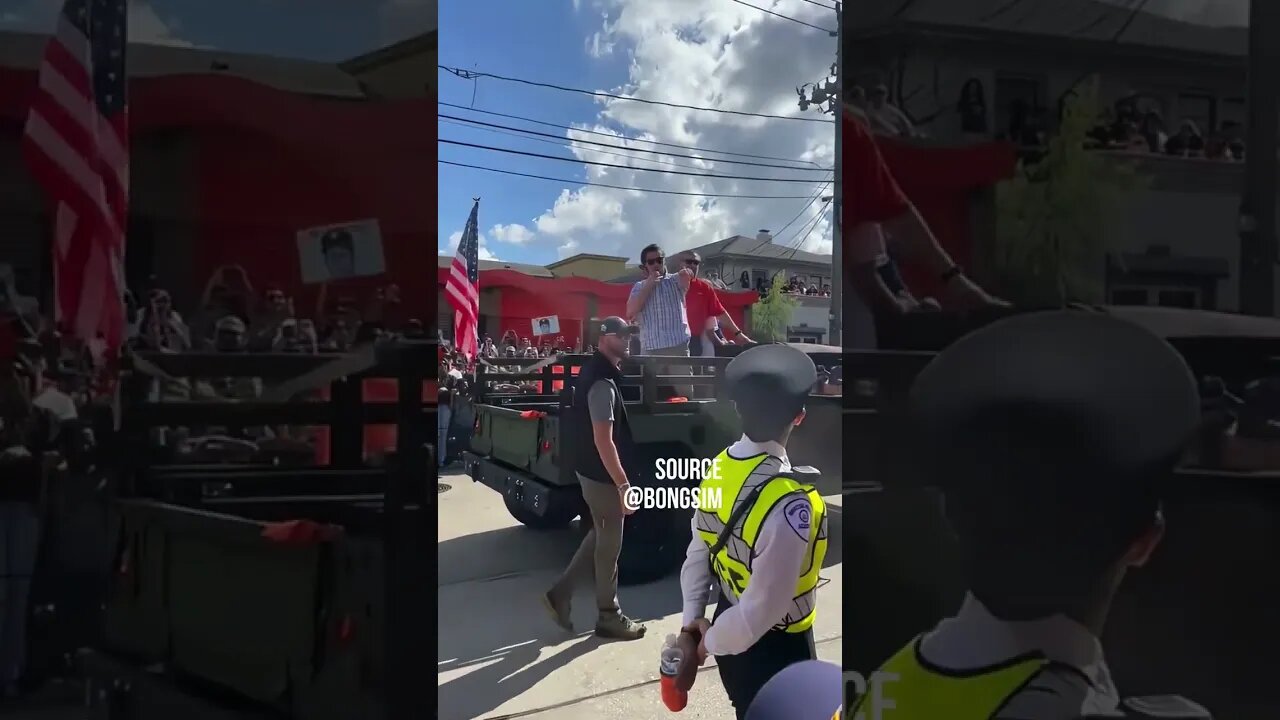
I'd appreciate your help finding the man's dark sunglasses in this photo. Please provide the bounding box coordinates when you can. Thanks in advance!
[644,256,665,266]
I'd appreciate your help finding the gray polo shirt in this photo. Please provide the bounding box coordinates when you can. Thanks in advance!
[576,380,620,485]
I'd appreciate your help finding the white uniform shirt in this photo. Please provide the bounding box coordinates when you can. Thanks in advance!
[919,593,1123,716]
[679,435,814,656]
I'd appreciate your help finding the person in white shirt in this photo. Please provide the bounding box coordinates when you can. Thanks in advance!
[679,344,830,719]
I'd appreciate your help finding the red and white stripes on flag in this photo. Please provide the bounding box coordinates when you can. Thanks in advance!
[446,199,481,360]
[22,0,129,360]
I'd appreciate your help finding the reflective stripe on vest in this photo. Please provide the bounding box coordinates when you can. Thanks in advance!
[852,636,1049,719]
[694,450,828,633]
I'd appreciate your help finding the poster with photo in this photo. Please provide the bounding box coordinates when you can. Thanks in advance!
[531,315,560,337]
[296,219,386,284]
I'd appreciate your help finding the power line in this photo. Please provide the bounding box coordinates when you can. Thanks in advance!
[439,138,826,184]
[440,119,718,173]
[440,102,827,167]
[775,182,831,243]
[728,0,835,33]
[739,180,830,256]
[779,198,832,258]
[440,113,831,172]
[796,0,837,9]
[438,160,817,199]
[439,65,833,124]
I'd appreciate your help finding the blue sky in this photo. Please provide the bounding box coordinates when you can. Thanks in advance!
[437,0,623,264]
[436,0,840,269]
[0,0,433,60]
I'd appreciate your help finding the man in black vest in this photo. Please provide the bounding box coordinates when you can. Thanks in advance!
[542,316,647,640]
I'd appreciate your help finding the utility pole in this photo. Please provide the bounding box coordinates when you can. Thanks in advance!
[1239,0,1280,315]
[829,1,843,346]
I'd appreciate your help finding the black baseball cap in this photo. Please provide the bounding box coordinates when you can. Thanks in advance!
[598,316,639,337]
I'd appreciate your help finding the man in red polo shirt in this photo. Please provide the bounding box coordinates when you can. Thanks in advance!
[843,108,1006,348]
[675,251,752,359]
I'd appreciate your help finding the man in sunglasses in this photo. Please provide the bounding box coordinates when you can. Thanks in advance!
[626,243,694,398]
[676,251,752,359]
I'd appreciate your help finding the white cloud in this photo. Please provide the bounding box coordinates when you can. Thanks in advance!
[444,230,499,261]
[489,223,536,245]
[505,0,836,261]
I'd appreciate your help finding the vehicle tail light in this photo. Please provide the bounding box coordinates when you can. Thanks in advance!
[541,441,551,452]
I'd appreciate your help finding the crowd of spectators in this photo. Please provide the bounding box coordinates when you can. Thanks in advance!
[779,276,832,297]
[1086,107,1245,161]
[130,264,425,358]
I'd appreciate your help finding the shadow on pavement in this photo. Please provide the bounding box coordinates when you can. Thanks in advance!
[438,522,582,587]
[437,632,605,720]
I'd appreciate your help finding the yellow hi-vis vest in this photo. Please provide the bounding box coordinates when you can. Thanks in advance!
[851,637,1050,719]
[694,451,827,633]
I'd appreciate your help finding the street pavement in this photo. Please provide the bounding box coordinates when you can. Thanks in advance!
[436,467,844,720]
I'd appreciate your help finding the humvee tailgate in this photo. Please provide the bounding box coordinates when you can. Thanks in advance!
[475,405,545,470]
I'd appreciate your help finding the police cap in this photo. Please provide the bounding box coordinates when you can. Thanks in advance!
[909,311,1200,499]
[726,343,817,418]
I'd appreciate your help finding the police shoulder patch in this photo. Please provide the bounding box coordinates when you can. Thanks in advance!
[782,496,812,540]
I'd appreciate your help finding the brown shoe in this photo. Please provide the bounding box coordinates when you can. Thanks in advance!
[541,591,573,632]
[595,613,646,640]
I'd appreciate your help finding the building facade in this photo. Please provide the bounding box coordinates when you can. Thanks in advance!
[846,0,1272,311]
[0,30,434,314]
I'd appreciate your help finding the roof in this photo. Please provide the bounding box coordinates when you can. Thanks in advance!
[690,235,832,266]
[340,31,436,74]
[546,252,629,269]
[0,31,365,98]
[849,0,1247,59]
[437,255,554,278]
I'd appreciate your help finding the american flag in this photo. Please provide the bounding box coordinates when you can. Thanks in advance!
[446,199,481,360]
[22,0,129,359]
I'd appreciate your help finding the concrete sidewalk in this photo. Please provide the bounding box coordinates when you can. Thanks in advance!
[437,469,843,720]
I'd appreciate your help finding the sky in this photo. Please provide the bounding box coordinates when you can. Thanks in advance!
[0,0,435,61]
[437,0,839,267]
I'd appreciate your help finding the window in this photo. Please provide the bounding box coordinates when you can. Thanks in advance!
[994,75,1043,142]
[1158,289,1197,308]
[1176,93,1214,133]
[1110,288,1147,306]
[1109,285,1202,308]
[1221,98,1245,131]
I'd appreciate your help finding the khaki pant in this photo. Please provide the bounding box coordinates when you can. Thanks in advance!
[648,342,693,399]
[549,475,624,617]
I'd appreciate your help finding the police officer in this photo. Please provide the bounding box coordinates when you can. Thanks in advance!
[853,311,1210,719]
[680,344,829,719]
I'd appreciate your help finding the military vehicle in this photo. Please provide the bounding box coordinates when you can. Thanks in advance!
[79,341,435,720]
[845,305,1280,719]
[461,346,841,585]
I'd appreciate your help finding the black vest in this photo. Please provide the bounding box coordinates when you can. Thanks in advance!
[566,352,636,483]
